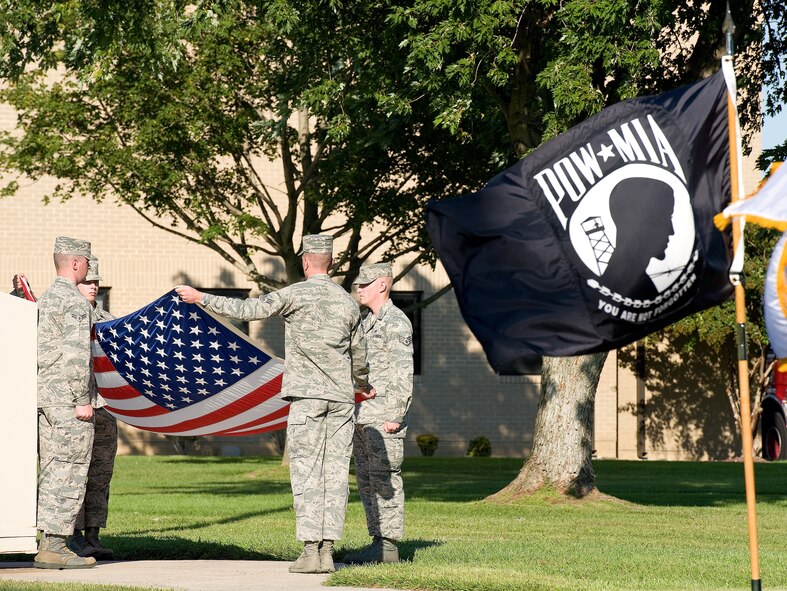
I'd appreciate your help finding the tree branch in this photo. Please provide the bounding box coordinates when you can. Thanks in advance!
[404,283,453,313]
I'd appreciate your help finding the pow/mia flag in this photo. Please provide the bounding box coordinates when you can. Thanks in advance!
[426,69,733,371]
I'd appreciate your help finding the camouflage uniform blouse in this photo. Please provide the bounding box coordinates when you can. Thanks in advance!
[355,299,413,437]
[202,274,369,403]
[37,277,93,408]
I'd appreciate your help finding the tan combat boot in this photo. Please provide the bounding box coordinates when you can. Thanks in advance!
[288,541,321,573]
[381,537,400,563]
[84,527,115,560]
[319,539,335,573]
[34,532,97,569]
[343,536,382,564]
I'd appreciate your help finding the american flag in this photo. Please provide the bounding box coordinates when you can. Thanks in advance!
[93,290,288,436]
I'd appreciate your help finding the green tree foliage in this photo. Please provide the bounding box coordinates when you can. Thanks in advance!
[0,0,779,289]
[389,0,769,156]
[0,0,508,290]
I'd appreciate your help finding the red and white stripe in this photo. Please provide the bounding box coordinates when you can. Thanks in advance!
[93,340,289,436]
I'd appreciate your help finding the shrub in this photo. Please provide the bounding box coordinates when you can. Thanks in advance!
[416,433,439,456]
[466,436,492,457]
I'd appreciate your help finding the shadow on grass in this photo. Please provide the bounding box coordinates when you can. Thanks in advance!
[155,456,282,466]
[107,535,280,561]
[401,458,787,508]
[399,457,522,502]
[399,538,443,562]
[127,507,292,536]
[337,538,443,563]
[127,479,294,498]
[0,535,279,563]
[595,459,787,507]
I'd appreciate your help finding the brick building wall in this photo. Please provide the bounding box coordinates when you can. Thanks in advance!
[0,100,764,461]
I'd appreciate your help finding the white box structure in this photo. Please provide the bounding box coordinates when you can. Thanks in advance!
[0,292,38,553]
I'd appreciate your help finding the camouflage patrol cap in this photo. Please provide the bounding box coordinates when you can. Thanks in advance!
[85,255,102,282]
[300,234,333,255]
[353,262,393,285]
[54,236,91,257]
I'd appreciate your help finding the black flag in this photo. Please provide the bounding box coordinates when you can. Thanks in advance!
[426,70,733,371]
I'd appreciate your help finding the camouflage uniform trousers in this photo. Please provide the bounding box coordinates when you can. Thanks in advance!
[37,407,94,535]
[352,423,405,540]
[287,397,355,542]
[75,408,118,529]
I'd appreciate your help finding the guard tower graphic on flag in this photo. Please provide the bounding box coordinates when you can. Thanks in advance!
[581,216,613,276]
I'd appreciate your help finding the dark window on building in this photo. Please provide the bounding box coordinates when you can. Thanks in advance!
[96,287,110,313]
[201,288,251,334]
[390,291,422,375]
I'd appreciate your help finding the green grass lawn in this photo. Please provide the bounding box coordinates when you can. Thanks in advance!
[3,456,787,591]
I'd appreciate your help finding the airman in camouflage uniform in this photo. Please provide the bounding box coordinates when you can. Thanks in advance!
[69,256,118,561]
[175,234,371,574]
[35,236,97,569]
[345,262,413,565]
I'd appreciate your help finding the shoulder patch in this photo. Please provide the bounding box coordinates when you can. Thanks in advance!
[399,335,412,346]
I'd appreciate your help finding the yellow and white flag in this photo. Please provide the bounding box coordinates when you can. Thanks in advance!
[765,233,787,359]
[715,162,786,230]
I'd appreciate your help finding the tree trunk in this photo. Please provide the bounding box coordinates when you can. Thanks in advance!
[490,352,607,500]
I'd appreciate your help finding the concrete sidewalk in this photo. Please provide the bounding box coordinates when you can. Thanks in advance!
[0,559,406,591]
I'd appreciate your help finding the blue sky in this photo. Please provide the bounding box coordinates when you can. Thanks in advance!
[762,106,786,150]
[761,25,785,152]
